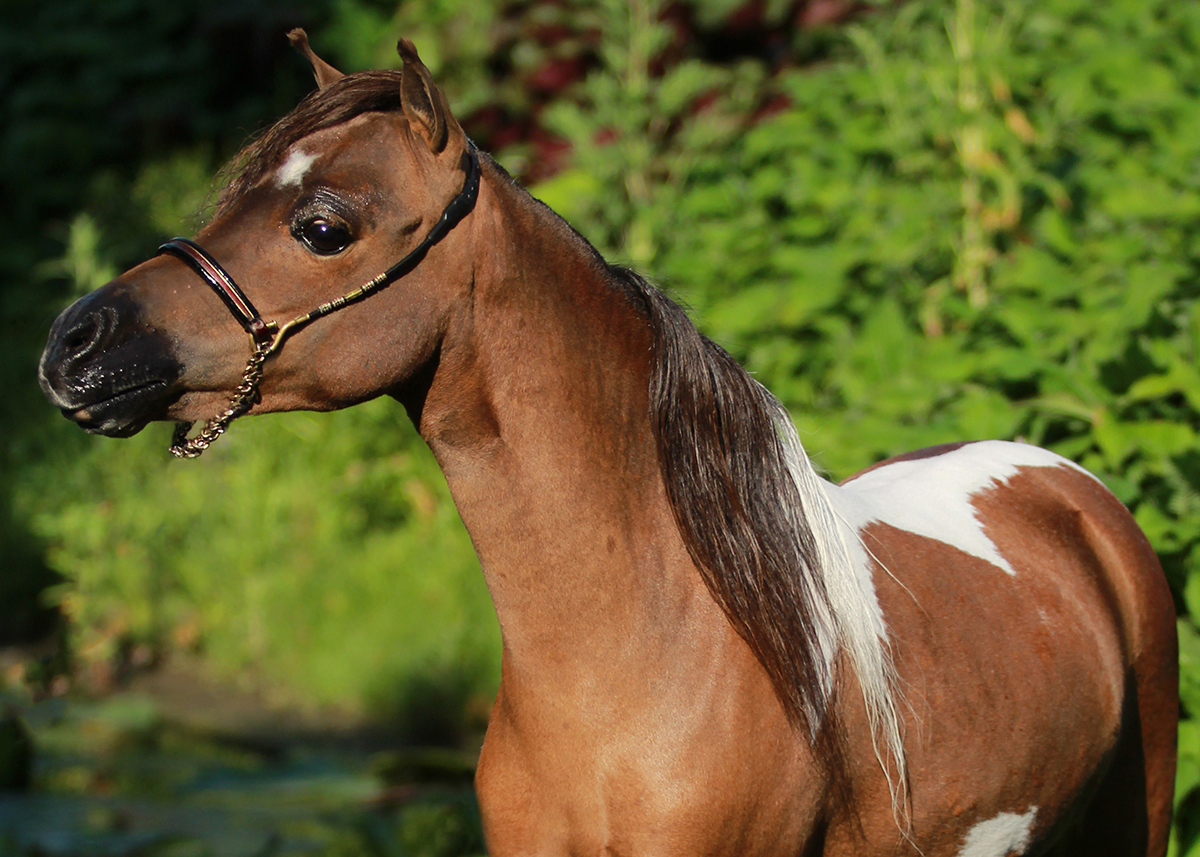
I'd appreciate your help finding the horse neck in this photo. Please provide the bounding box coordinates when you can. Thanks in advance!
[414,167,720,682]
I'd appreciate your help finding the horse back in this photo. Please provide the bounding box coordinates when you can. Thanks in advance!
[830,441,1176,856]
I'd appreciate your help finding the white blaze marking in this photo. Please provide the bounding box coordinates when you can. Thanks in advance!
[828,441,1098,575]
[958,807,1038,857]
[275,147,319,188]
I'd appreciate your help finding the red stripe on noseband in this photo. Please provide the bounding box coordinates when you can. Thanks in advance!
[157,237,270,341]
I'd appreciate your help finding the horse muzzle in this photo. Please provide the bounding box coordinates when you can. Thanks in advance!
[39,288,182,437]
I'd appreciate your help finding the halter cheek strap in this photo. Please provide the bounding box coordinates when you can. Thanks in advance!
[154,141,481,458]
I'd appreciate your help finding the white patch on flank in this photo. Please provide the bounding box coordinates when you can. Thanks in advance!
[828,441,1098,576]
[275,147,319,188]
[958,807,1038,857]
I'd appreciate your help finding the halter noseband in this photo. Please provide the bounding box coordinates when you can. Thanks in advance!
[156,142,481,459]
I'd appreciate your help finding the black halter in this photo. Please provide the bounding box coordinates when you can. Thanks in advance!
[155,141,481,458]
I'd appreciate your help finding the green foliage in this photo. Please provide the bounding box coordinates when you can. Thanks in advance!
[334,792,486,857]
[2,687,484,855]
[322,0,497,112]
[18,404,498,732]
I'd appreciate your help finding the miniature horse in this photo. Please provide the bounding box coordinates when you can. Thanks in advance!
[39,34,1176,857]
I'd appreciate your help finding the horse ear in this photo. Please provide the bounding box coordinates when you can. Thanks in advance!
[287,29,344,91]
[396,38,453,154]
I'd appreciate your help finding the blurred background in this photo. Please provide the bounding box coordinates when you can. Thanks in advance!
[3,0,1200,853]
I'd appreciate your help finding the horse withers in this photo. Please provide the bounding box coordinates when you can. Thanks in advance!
[39,32,1177,857]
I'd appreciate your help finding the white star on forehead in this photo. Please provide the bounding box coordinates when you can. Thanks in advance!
[275,147,319,188]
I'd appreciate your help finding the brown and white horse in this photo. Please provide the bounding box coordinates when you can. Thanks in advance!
[38,34,1177,857]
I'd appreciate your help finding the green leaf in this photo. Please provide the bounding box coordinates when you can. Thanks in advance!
[1179,621,1200,719]
[530,169,603,227]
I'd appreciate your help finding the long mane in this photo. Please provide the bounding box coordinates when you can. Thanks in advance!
[222,69,907,815]
[615,269,908,814]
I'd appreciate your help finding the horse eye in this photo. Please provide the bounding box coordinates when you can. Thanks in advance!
[296,218,352,255]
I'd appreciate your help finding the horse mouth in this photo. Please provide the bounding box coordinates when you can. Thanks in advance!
[64,380,174,437]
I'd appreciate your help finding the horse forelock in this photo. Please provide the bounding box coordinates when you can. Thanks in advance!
[607,268,908,822]
[218,70,405,213]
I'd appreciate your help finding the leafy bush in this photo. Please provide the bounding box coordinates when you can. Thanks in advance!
[23,407,497,727]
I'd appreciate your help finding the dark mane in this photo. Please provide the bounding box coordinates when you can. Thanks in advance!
[607,266,851,785]
[218,70,405,211]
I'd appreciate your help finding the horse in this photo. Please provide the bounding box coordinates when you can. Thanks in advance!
[38,32,1177,857]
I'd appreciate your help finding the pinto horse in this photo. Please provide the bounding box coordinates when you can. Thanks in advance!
[39,33,1177,857]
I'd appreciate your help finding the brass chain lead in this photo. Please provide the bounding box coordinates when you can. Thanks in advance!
[169,340,271,458]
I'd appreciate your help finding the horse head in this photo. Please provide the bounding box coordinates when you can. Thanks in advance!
[39,36,477,450]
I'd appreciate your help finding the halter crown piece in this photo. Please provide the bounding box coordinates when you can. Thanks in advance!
[157,142,481,458]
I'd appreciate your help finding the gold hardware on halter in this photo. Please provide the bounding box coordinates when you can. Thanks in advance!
[169,339,271,458]
[260,271,388,357]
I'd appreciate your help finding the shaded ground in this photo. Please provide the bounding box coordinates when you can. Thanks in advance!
[0,657,484,857]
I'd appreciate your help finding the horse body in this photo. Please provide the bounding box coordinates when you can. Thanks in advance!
[37,37,1175,856]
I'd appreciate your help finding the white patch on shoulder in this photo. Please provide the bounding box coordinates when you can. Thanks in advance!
[958,807,1038,857]
[828,441,1098,575]
[275,147,319,188]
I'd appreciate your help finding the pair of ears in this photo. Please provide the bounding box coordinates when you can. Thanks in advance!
[287,28,454,154]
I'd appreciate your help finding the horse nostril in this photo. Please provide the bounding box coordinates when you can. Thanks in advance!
[63,321,95,353]
[59,307,115,363]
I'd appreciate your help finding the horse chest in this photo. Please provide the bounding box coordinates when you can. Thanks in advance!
[475,678,825,857]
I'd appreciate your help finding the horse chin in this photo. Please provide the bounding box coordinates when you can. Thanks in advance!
[80,417,151,438]
[61,379,179,438]
[66,385,170,437]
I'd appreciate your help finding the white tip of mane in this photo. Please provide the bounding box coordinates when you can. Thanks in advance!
[769,401,911,832]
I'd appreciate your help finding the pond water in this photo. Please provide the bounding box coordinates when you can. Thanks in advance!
[0,685,484,857]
